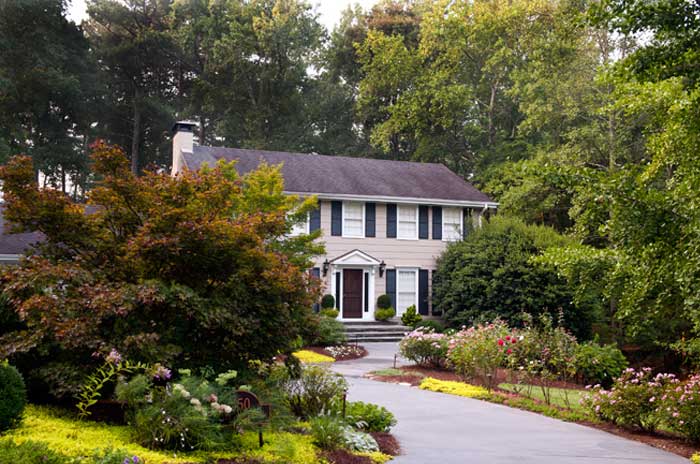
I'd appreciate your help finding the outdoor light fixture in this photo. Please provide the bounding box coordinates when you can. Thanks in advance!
[379,260,386,277]
[322,259,330,276]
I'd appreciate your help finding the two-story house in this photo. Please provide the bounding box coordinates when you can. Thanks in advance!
[172,121,498,321]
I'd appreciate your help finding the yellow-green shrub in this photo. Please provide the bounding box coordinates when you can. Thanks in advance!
[419,378,490,399]
[293,350,335,363]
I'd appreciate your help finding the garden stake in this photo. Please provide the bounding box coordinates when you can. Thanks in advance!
[342,391,347,418]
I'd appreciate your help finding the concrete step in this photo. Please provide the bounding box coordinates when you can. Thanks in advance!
[343,325,409,333]
[345,334,403,343]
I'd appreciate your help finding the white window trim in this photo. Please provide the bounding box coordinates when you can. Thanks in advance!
[442,207,463,242]
[342,201,365,238]
[395,267,419,314]
[397,204,419,240]
[288,212,310,236]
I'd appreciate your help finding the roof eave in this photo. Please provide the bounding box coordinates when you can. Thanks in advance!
[284,191,498,208]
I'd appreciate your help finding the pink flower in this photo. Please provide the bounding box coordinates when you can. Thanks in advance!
[497,339,505,346]
[506,349,512,355]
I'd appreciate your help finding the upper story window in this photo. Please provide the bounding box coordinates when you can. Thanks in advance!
[343,201,364,237]
[443,207,462,241]
[289,213,309,236]
[397,205,418,239]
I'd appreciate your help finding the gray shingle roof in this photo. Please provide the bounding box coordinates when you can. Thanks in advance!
[0,205,43,257]
[185,146,493,204]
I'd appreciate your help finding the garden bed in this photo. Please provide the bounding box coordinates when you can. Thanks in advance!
[306,345,368,361]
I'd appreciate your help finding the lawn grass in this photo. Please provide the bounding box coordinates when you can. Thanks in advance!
[369,368,424,377]
[498,383,586,412]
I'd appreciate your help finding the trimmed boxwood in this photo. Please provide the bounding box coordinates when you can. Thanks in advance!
[321,294,336,310]
[0,361,27,432]
[376,294,392,310]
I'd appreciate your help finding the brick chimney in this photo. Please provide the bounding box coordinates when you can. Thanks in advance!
[171,120,197,176]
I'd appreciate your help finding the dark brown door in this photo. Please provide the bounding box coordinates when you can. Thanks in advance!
[342,269,363,318]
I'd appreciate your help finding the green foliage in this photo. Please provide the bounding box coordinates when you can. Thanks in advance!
[661,374,700,443]
[374,307,395,322]
[434,217,600,339]
[343,401,396,433]
[0,361,26,432]
[76,356,149,419]
[376,294,392,310]
[400,305,421,328]
[276,365,348,419]
[319,308,340,319]
[582,369,676,432]
[321,295,336,309]
[573,342,628,388]
[341,428,379,453]
[0,145,323,400]
[398,328,448,368]
[0,440,69,464]
[309,415,346,451]
[311,317,347,346]
[446,320,513,391]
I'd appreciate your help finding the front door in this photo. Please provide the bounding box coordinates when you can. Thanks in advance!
[342,269,363,318]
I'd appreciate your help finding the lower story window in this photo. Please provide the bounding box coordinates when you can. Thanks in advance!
[397,269,417,313]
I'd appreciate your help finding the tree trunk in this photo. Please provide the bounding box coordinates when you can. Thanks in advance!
[487,82,498,146]
[199,115,206,145]
[130,88,142,175]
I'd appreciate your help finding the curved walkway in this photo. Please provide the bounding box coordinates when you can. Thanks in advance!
[332,343,687,464]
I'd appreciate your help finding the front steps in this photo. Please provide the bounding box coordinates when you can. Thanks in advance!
[342,320,409,343]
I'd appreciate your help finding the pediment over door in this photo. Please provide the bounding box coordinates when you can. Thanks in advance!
[330,249,381,267]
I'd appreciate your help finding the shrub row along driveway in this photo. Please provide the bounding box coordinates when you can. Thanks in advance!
[332,343,687,464]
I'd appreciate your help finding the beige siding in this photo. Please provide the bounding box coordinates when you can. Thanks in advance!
[312,200,481,314]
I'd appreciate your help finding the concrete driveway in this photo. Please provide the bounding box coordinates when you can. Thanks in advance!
[332,343,688,464]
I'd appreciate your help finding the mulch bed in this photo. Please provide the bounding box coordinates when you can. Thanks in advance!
[369,364,700,459]
[321,450,373,464]
[371,432,401,456]
[306,345,368,361]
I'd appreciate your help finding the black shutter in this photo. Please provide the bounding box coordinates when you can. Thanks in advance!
[385,269,396,309]
[463,208,472,239]
[331,201,342,236]
[309,205,321,232]
[419,269,429,315]
[311,267,321,312]
[365,203,376,237]
[432,206,442,240]
[431,270,441,315]
[419,205,429,239]
[386,204,397,238]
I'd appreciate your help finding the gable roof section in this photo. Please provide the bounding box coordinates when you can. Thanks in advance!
[183,146,494,205]
[0,205,44,261]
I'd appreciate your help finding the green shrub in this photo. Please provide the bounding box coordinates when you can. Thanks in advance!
[321,294,336,310]
[310,415,346,450]
[401,305,422,328]
[399,328,448,368]
[574,341,628,388]
[0,440,69,464]
[415,320,445,333]
[312,317,347,346]
[582,368,675,432]
[446,320,513,390]
[278,365,348,419]
[343,401,396,432]
[433,216,601,339]
[319,308,339,318]
[376,294,392,310]
[0,361,27,432]
[374,307,395,321]
[115,374,242,451]
[660,373,700,443]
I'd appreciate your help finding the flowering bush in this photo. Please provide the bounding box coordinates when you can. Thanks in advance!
[293,350,335,363]
[661,373,700,442]
[582,368,677,432]
[446,320,515,390]
[276,365,348,419]
[573,341,627,388]
[399,328,449,368]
